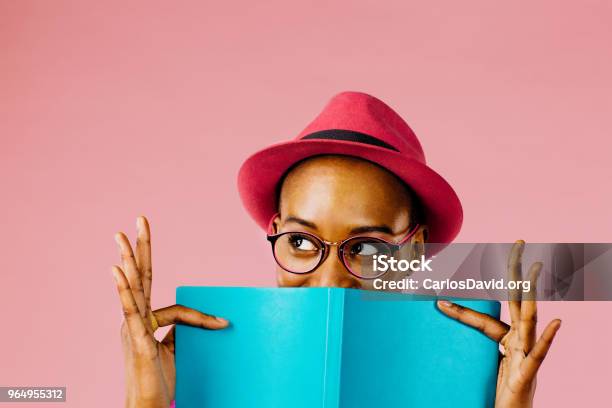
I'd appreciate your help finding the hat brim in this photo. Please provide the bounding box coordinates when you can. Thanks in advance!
[237,139,463,244]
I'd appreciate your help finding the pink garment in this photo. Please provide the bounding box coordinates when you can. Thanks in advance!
[170,401,175,407]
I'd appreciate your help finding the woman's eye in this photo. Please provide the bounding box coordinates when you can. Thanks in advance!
[351,242,380,256]
[289,235,317,251]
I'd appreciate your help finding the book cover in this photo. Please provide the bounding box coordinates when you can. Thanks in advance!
[176,287,500,407]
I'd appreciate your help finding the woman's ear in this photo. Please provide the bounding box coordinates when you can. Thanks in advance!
[415,224,428,244]
[271,213,282,234]
[265,212,282,235]
[411,224,428,259]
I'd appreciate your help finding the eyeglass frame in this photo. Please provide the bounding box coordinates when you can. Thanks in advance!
[266,221,421,279]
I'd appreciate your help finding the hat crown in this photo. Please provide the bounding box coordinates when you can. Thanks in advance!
[296,91,426,163]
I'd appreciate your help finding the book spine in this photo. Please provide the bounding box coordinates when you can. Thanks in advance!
[322,288,345,408]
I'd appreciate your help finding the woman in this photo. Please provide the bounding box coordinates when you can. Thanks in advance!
[112,92,561,407]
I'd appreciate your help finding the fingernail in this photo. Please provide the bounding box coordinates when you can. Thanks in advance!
[215,317,229,324]
[111,267,119,282]
[437,300,452,307]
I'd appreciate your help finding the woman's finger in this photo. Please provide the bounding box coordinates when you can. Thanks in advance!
[153,304,230,330]
[520,319,561,381]
[115,232,147,319]
[112,265,151,344]
[519,262,541,353]
[524,261,541,301]
[437,300,510,342]
[507,240,525,325]
[135,216,153,312]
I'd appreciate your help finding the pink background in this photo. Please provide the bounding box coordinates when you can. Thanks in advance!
[1,1,610,406]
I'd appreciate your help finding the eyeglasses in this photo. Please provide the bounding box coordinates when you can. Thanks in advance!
[266,224,420,279]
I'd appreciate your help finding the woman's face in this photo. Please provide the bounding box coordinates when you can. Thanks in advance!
[272,155,427,289]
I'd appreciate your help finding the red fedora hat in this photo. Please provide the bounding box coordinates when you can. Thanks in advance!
[237,91,463,244]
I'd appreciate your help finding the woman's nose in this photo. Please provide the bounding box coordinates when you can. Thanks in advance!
[309,249,360,288]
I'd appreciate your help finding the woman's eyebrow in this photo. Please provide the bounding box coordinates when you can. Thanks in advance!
[284,217,393,235]
[350,225,394,235]
[284,216,318,230]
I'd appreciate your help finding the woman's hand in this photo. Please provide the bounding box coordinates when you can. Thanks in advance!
[437,240,561,408]
[111,216,229,408]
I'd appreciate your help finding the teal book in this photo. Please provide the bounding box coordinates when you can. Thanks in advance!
[176,287,500,407]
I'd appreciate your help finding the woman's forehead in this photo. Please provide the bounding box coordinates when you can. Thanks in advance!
[278,156,412,235]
